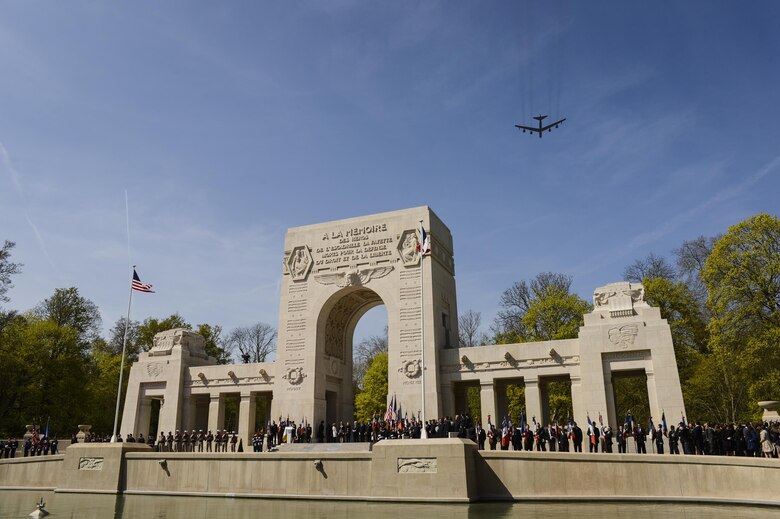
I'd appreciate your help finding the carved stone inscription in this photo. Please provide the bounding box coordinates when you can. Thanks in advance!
[314,223,395,267]
[398,457,437,473]
[78,457,104,470]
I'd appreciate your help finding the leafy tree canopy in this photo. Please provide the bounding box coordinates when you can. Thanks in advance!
[34,287,102,345]
[354,351,388,423]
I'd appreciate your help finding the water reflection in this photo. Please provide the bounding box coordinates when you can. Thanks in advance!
[0,490,778,519]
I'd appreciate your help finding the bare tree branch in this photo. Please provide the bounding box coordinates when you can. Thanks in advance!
[226,323,277,363]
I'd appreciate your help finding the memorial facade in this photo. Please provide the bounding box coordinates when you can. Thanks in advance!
[121,206,686,447]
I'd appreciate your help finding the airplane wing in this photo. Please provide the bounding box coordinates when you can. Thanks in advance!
[515,125,540,133]
[540,118,566,132]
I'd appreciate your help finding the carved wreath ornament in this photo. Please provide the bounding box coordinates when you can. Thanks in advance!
[398,358,422,379]
[283,367,307,385]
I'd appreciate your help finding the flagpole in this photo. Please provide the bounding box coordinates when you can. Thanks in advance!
[111,266,135,442]
[419,219,428,439]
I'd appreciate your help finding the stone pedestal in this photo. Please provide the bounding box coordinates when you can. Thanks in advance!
[758,401,780,422]
[57,442,152,494]
[369,438,478,502]
[76,425,92,443]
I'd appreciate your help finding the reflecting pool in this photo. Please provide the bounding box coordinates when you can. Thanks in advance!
[1,490,778,519]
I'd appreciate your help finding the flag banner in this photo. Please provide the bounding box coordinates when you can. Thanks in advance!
[132,269,154,293]
[661,412,668,433]
[418,224,431,255]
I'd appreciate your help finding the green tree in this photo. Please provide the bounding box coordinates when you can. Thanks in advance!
[354,352,388,422]
[0,240,22,305]
[83,348,128,433]
[34,287,102,345]
[107,317,140,359]
[703,213,780,347]
[493,272,591,343]
[642,277,707,379]
[700,213,780,419]
[136,314,190,350]
[198,323,230,364]
[353,330,387,391]
[0,316,90,436]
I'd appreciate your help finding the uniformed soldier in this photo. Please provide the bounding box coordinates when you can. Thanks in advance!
[635,426,647,454]
[617,425,627,453]
[654,424,665,454]
[166,431,174,452]
[206,430,214,452]
[230,431,238,452]
[668,425,680,454]
[197,430,204,452]
[158,432,166,452]
[174,430,182,452]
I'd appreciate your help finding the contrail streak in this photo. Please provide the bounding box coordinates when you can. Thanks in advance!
[0,141,60,274]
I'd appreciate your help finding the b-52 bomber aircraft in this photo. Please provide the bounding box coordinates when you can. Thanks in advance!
[515,114,566,139]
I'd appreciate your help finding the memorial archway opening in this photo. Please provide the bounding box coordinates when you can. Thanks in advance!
[317,286,387,425]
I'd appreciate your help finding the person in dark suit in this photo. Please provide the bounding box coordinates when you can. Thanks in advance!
[635,426,647,454]
[668,425,680,454]
[477,424,486,450]
[654,425,665,454]
[572,423,583,452]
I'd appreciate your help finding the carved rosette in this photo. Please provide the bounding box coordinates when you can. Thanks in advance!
[282,366,307,385]
[287,246,313,282]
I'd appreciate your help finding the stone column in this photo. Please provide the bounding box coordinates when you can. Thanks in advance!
[539,381,550,425]
[440,382,454,417]
[604,374,617,428]
[479,380,496,428]
[570,376,583,427]
[207,394,224,434]
[524,376,542,424]
[239,392,256,450]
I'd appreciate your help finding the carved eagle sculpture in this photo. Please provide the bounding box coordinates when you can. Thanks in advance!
[314,266,394,287]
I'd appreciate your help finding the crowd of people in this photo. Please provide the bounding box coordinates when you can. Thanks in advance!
[0,432,59,458]
[4,414,779,459]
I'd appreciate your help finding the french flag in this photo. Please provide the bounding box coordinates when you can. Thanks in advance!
[418,224,431,255]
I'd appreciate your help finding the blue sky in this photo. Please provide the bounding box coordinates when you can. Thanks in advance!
[1,1,778,354]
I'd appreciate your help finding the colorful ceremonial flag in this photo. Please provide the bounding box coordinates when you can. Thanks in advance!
[598,412,603,427]
[551,409,557,426]
[520,411,526,432]
[649,416,655,435]
[681,411,687,426]
[132,269,154,293]
[418,224,431,255]
[384,398,393,422]
[661,412,668,434]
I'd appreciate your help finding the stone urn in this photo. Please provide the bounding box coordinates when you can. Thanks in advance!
[76,424,92,442]
[758,401,780,423]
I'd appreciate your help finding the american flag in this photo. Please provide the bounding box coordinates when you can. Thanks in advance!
[132,269,154,293]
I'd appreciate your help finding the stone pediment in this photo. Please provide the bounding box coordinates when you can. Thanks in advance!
[149,328,208,359]
[593,281,646,318]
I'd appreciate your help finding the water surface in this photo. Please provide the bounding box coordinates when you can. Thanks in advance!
[1,490,778,519]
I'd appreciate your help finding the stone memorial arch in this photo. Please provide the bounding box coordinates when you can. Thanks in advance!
[272,206,457,427]
[121,206,686,448]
